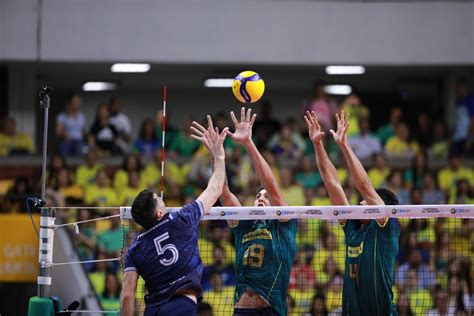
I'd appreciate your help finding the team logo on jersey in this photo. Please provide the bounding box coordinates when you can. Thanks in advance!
[243,229,273,243]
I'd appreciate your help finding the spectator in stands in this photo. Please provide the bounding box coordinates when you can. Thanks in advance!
[396,248,436,291]
[368,153,390,188]
[108,97,132,150]
[434,232,450,281]
[89,103,120,154]
[289,246,316,290]
[446,275,472,314]
[426,287,449,316]
[404,152,428,190]
[405,267,433,315]
[340,93,369,137]
[267,120,305,159]
[312,231,345,287]
[398,231,429,266]
[56,93,86,156]
[430,121,449,158]
[421,173,444,205]
[0,117,34,156]
[169,116,200,157]
[304,80,337,131]
[226,146,252,190]
[85,170,117,207]
[118,172,142,206]
[97,209,122,262]
[75,149,103,188]
[203,272,234,316]
[88,251,109,295]
[289,267,315,315]
[295,156,322,189]
[385,122,419,158]
[387,170,411,205]
[450,178,474,204]
[5,177,31,213]
[201,245,235,292]
[348,116,382,160]
[113,154,142,191]
[396,291,414,316]
[75,208,97,271]
[197,302,214,316]
[325,271,343,314]
[253,100,281,149]
[280,168,305,205]
[311,184,331,206]
[287,295,297,316]
[452,78,474,156]
[305,293,328,316]
[199,221,235,267]
[47,153,66,188]
[376,106,402,146]
[437,154,473,196]
[414,112,433,149]
[133,118,160,156]
[55,168,83,205]
[99,272,121,314]
[214,112,236,151]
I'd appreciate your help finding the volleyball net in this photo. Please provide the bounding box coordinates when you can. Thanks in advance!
[117,204,474,316]
[38,204,474,315]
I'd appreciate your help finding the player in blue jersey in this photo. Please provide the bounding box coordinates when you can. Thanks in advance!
[305,110,400,316]
[191,109,297,316]
[120,124,229,316]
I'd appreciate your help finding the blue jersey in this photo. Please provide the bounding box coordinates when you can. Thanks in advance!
[232,219,297,316]
[124,200,204,308]
[342,219,400,316]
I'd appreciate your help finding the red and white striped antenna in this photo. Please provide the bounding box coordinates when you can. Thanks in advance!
[160,85,167,200]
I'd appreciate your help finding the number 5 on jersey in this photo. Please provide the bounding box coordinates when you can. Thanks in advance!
[154,232,179,266]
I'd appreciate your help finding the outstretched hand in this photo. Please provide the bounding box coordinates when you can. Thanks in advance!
[304,111,325,143]
[190,115,228,159]
[330,110,350,145]
[227,107,257,145]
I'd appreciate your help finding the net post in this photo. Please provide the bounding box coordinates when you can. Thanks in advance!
[37,207,55,297]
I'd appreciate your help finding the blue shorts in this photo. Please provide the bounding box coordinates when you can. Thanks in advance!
[233,307,279,316]
[145,296,197,316]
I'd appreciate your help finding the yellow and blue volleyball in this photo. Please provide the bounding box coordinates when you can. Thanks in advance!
[232,71,265,103]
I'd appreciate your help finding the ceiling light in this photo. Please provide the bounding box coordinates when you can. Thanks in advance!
[204,78,234,88]
[82,82,117,92]
[324,85,352,95]
[111,63,150,73]
[325,65,365,75]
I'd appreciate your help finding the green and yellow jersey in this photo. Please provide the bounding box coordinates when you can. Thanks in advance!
[342,219,400,316]
[231,219,297,316]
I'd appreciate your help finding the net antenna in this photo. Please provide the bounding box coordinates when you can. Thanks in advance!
[160,85,167,200]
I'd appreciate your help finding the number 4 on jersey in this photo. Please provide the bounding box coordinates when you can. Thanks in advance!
[154,232,179,266]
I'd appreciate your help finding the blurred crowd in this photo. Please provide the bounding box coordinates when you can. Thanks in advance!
[0,78,473,315]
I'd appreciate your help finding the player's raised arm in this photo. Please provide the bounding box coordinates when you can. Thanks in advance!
[191,119,228,214]
[331,112,386,223]
[305,111,349,206]
[120,270,138,316]
[227,107,286,206]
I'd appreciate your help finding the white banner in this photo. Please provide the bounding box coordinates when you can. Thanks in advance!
[120,204,474,221]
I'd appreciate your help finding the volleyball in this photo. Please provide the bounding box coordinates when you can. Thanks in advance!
[232,70,265,103]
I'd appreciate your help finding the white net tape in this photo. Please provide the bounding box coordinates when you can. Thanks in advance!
[120,204,474,220]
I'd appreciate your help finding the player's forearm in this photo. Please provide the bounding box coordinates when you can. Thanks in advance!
[120,293,135,316]
[221,185,241,206]
[313,141,348,205]
[339,142,375,198]
[206,157,226,202]
[313,141,340,189]
[242,139,285,205]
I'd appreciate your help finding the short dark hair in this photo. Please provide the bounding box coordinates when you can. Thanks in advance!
[256,186,265,195]
[131,189,157,229]
[375,188,399,205]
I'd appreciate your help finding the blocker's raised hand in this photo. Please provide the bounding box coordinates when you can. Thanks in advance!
[305,111,325,144]
[330,110,350,146]
[228,107,257,145]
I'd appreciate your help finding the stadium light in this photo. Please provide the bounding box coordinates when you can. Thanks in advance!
[82,81,117,92]
[325,65,365,75]
[324,84,352,95]
[204,78,234,88]
[111,63,150,73]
